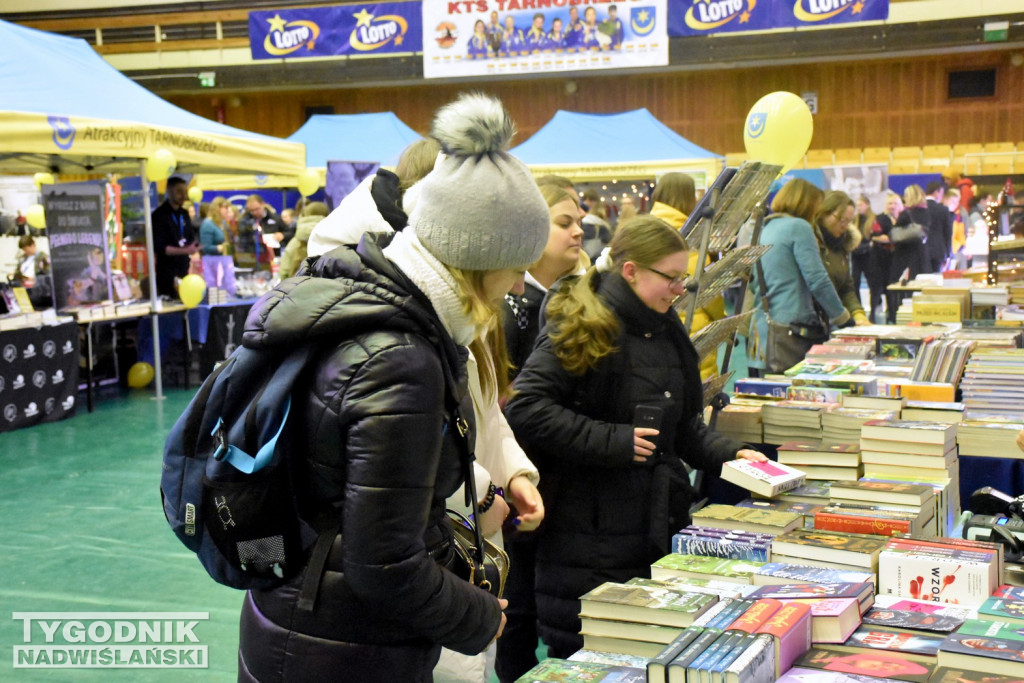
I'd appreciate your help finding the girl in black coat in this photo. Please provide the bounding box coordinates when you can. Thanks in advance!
[504,216,767,658]
[236,94,551,683]
[888,185,931,321]
[871,191,901,323]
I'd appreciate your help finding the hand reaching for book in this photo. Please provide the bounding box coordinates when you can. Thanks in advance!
[736,448,768,463]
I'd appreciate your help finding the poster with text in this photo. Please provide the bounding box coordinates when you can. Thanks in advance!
[822,164,889,215]
[43,182,112,310]
[423,0,668,79]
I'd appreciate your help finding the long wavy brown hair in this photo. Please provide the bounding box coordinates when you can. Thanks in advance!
[546,215,688,375]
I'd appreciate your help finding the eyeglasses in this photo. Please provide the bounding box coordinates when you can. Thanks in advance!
[642,265,689,288]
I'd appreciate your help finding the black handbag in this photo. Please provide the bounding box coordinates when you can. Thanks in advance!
[446,408,510,600]
[755,252,829,374]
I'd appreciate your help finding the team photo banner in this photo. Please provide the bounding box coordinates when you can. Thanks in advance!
[248,3,422,60]
[422,0,668,80]
[669,0,888,37]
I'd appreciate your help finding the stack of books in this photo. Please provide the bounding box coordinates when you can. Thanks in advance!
[786,385,848,404]
[878,537,1001,608]
[207,287,230,304]
[735,497,824,529]
[805,341,875,360]
[862,594,974,634]
[828,480,938,538]
[671,526,773,562]
[900,400,965,423]
[937,618,1024,678]
[749,581,873,616]
[720,459,806,498]
[770,528,888,576]
[761,402,825,445]
[690,505,803,537]
[645,598,811,683]
[859,419,959,484]
[714,402,765,443]
[516,657,645,681]
[772,482,834,507]
[957,419,1024,458]
[960,349,1024,421]
[909,338,976,386]
[821,407,898,445]
[814,500,936,537]
[789,373,879,397]
[776,441,862,482]
[577,581,719,657]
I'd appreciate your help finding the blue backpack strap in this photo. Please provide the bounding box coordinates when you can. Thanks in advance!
[211,398,290,474]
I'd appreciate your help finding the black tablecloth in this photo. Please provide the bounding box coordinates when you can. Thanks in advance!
[0,321,79,432]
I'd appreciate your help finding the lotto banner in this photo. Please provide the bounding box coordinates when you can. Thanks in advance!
[773,0,889,28]
[669,0,772,36]
[0,322,79,434]
[422,1,668,80]
[248,3,422,60]
[668,0,888,37]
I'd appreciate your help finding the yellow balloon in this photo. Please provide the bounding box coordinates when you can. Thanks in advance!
[296,168,320,197]
[33,172,55,188]
[26,204,46,229]
[743,92,814,174]
[188,186,203,203]
[178,273,207,308]
[127,362,155,389]
[145,148,177,182]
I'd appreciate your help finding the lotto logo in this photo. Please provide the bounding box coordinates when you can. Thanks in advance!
[33,371,47,388]
[43,341,56,358]
[3,344,15,363]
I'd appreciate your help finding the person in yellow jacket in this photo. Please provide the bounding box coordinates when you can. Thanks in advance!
[650,172,725,381]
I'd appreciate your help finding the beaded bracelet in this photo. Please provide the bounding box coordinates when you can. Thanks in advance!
[477,482,498,514]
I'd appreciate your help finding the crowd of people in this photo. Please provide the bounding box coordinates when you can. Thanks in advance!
[224,93,769,683]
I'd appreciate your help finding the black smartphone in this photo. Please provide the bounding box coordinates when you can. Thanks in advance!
[633,404,664,450]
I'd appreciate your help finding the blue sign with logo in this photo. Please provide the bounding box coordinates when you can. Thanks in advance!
[668,0,887,36]
[669,0,772,37]
[248,3,422,60]
[774,0,889,27]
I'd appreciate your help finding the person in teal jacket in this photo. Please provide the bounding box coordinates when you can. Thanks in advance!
[748,179,851,375]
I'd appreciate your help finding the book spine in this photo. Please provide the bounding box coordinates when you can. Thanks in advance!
[686,631,735,675]
[727,599,782,634]
[724,633,774,683]
[649,626,703,676]
[709,633,757,683]
[756,601,812,674]
[668,628,721,671]
[708,599,755,630]
[813,511,911,536]
[693,600,733,628]
[692,632,743,682]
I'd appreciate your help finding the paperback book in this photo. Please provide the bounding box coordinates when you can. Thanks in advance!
[783,597,862,644]
[516,658,646,682]
[754,600,813,678]
[828,481,935,507]
[690,505,803,535]
[878,549,997,608]
[938,630,1024,677]
[752,563,875,587]
[861,607,966,634]
[734,498,824,528]
[720,459,807,498]
[578,581,718,627]
[777,441,861,468]
[650,553,766,584]
[832,625,944,659]
[793,644,936,682]
[771,528,889,570]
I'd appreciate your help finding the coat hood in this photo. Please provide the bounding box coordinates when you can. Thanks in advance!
[650,201,687,229]
[242,234,446,353]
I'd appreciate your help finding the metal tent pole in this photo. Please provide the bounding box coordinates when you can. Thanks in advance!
[141,160,163,400]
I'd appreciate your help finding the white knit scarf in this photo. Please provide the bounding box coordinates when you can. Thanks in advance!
[383,230,475,346]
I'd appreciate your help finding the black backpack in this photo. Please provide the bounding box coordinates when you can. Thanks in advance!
[161,341,335,608]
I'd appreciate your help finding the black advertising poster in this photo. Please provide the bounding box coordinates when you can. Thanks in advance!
[44,182,112,310]
[0,321,79,433]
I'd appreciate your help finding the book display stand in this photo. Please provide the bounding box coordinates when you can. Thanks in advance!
[675,161,781,413]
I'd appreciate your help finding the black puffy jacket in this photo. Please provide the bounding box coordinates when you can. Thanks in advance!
[237,236,501,682]
[504,272,742,657]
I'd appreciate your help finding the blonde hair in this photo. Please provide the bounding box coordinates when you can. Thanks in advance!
[903,184,925,208]
[447,267,512,400]
[652,172,697,217]
[547,215,687,375]
[396,138,442,191]
[771,178,824,223]
[205,196,227,225]
[538,183,579,210]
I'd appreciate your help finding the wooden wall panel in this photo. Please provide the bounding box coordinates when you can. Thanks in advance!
[169,50,1024,156]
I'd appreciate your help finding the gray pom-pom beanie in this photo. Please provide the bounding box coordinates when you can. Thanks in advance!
[408,93,550,271]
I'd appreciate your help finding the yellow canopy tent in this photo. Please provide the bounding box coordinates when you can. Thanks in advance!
[0,19,306,398]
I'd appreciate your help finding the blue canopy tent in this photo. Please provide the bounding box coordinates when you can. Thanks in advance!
[0,18,306,400]
[510,108,723,182]
[194,112,422,190]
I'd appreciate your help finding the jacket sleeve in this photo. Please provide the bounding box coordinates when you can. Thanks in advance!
[675,414,745,476]
[505,335,634,469]
[790,222,849,324]
[334,340,501,655]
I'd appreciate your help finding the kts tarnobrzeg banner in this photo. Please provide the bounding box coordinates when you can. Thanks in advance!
[423,1,668,80]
